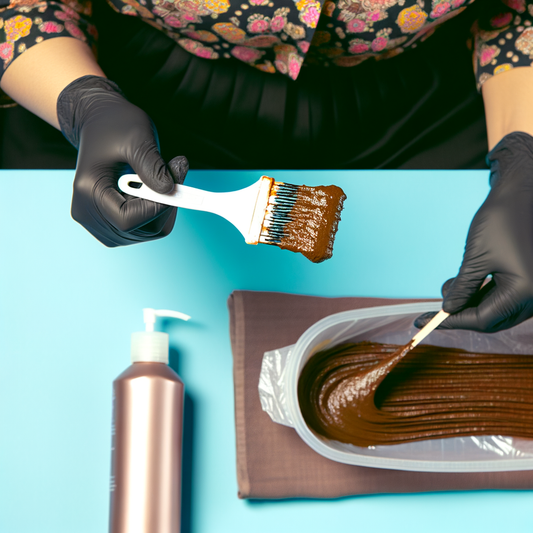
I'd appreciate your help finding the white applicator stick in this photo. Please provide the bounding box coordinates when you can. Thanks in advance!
[410,309,450,348]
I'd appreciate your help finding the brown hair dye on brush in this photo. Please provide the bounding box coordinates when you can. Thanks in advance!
[259,182,347,263]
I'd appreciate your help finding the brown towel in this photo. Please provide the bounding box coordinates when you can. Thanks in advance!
[228,290,533,499]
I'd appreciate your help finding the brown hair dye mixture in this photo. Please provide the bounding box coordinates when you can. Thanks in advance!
[298,341,533,447]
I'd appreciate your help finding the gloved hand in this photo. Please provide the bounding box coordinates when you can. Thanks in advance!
[57,75,189,247]
[415,131,533,333]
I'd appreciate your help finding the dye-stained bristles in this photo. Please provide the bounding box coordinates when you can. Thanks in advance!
[258,180,347,264]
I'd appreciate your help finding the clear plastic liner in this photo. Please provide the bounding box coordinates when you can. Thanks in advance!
[258,303,533,472]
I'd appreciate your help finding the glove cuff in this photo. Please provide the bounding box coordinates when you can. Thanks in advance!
[486,131,533,188]
[57,75,126,149]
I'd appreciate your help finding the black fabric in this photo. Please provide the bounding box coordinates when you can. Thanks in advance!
[0,0,487,169]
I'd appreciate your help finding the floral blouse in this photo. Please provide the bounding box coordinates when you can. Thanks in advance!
[0,0,532,88]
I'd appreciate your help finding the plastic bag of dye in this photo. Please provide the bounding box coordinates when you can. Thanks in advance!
[258,302,533,472]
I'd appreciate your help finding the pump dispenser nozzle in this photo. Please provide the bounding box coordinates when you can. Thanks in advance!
[131,308,191,364]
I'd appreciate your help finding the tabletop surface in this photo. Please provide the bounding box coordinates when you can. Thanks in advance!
[1,170,532,533]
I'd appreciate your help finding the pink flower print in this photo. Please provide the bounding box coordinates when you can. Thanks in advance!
[503,0,526,13]
[275,59,288,74]
[371,35,387,51]
[231,45,264,62]
[288,54,302,79]
[178,38,218,59]
[479,44,500,66]
[165,15,184,27]
[430,2,450,18]
[298,40,310,52]
[196,48,213,58]
[54,7,80,21]
[182,12,198,22]
[248,18,270,33]
[348,38,370,54]
[300,4,320,28]
[39,21,64,33]
[65,20,86,40]
[179,0,203,14]
[249,0,269,4]
[366,9,384,21]
[490,12,513,28]
[0,41,14,64]
[450,0,465,7]
[346,18,367,32]
[271,15,286,32]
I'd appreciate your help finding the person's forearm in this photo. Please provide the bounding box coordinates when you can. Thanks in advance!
[482,67,533,151]
[0,37,105,129]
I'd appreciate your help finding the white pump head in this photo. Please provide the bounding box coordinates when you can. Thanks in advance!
[131,308,191,364]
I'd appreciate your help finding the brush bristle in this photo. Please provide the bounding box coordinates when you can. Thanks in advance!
[259,181,299,244]
[259,181,347,263]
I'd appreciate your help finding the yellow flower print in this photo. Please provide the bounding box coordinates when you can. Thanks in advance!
[295,0,314,11]
[213,22,246,42]
[396,5,427,34]
[255,60,276,73]
[494,63,513,75]
[284,21,306,39]
[205,0,230,14]
[123,0,155,18]
[4,15,32,41]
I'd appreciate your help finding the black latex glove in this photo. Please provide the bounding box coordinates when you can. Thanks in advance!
[415,131,533,333]
[57,75,189,247]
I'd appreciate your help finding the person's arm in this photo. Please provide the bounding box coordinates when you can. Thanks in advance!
[482,67,533,151]
[0,31,188,246]
[0,36,105,129]
[416,66,533,332]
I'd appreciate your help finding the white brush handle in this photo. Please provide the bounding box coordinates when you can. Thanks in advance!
[411,309,450,348]
[118,174,273,244]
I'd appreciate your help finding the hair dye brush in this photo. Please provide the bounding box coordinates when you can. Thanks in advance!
[118,175,346,263]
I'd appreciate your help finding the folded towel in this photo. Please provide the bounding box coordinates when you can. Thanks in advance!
[228,290,533,499]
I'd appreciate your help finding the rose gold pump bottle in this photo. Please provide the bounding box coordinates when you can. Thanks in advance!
[109,309,190,533]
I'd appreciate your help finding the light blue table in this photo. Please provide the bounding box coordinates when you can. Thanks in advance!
[1,170,532,533]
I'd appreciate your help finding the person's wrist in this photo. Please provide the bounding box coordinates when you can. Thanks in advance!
[57,75,124,148]
[486,131,533,190]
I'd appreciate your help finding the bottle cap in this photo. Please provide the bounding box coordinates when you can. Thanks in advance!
[131,308,191,364]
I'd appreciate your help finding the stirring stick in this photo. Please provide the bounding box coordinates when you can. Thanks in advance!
[410,309,450,348]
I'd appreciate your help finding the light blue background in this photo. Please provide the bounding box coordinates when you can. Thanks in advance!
[1,170,532,533]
